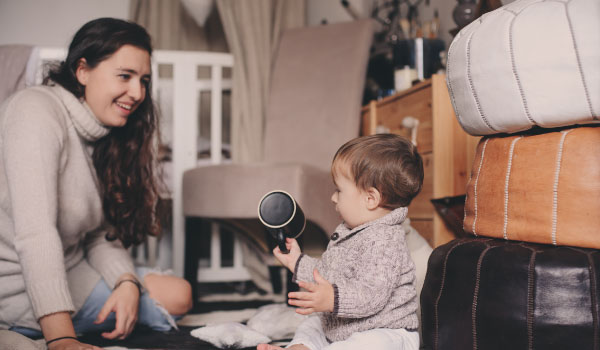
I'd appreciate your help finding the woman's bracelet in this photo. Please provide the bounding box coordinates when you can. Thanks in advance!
[46,336,78,345]
[113,278,143,295]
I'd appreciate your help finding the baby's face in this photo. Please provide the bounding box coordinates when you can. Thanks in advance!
[331,166,371,229]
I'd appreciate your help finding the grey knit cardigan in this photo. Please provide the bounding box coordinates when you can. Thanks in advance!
[293,207,419,342]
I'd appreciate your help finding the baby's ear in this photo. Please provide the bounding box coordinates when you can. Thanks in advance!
[365,187,382,210]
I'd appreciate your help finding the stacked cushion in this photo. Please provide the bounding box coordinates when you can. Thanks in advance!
[446,0,600,136]
[445,0,600,248]
[463,126,600,248]
[425,0,600,349]
[421,237,600,350]
[424,1,600,348]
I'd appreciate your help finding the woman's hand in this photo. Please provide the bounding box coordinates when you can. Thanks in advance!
[47,338,102,350]
[287,269,334,315]
[94,274,140,340]
[272,238,302,271]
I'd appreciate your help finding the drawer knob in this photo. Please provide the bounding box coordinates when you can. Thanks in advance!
[402,116,420,146]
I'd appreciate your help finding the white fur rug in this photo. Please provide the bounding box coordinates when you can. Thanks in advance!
[180,302,303,349]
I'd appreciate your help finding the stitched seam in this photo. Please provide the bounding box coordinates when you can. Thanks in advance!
[446,40,462,126]
[567,247,600,350]
[472,244,492,350]
[463,139,481,231]
[563,2,597,119]
[466,32,497,132]
[434,240,464,350]
[463,159,475,231]
[503,136,522,240]
[527,249,537,350]
[504,0,545,15]
[552,130,570,245]
[473,138,490,235]
[508,11,536,125]
[587,252,599,350]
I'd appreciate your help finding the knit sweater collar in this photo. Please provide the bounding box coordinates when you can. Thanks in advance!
[51,84,110,142]
[335,206,408,237]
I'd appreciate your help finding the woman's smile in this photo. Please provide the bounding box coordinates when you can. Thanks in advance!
[76,45,151,127]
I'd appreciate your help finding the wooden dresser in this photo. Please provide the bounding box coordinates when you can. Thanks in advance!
[361,74,479,247]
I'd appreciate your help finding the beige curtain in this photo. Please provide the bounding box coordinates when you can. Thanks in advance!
[130,0,231,148]
[129,0,228,52]
[216,0,305,163]
[130,0,206,50]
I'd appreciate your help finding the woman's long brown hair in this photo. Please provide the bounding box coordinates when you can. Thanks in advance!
[46,18,161,247]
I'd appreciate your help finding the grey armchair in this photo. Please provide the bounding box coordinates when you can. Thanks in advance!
[182,20,374,301]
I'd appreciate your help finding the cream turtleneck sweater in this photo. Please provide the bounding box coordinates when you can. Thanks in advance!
[0,84,137,330]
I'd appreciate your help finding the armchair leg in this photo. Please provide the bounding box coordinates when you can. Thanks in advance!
[268,265,284,294]
[184,217,206,310]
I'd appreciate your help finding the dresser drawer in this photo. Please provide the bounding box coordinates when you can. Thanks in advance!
[376,86,433,154]
[360,75,475,248]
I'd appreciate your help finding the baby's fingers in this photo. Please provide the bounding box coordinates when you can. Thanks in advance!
[288,298,313,308]
[284,238,293,250]
[288,291,312,301]
[286,238,299,249]
[295,307,315,315]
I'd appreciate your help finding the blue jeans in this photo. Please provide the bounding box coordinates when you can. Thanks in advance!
[11,267,179,338]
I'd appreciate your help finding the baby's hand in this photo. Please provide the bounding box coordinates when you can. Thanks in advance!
[288,269,334,315]
[273,238,301,271]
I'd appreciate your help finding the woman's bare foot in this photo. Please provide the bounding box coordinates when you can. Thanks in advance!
[257,344,310,350]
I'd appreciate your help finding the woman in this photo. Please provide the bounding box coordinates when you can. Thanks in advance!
[0,18,192,349]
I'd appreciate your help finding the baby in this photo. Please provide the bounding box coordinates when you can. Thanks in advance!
[258,133,424,350]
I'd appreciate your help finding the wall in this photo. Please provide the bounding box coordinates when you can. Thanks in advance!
[1,0,516,50]
[0,0,130,47]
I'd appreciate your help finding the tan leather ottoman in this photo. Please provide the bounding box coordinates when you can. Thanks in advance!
[463,126,600,248]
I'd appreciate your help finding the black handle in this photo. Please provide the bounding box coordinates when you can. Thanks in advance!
[277,230,289,254]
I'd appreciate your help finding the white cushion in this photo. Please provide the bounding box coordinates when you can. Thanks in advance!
[446,0,600,136]
[247,303,307,340]
[190,322,271,348]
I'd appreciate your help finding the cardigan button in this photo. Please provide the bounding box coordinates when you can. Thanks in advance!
[331,232,339,241]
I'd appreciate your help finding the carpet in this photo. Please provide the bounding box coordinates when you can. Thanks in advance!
[78,284,292,350]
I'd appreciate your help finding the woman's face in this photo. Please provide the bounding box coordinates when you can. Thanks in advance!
[76,44,151,127]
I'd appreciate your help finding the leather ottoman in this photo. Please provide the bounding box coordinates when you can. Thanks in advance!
[421,237,600,350]
[445,0,600,136]
[463,126,600,249]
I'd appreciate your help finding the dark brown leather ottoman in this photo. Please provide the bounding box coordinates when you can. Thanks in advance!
[421,237,600,350]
